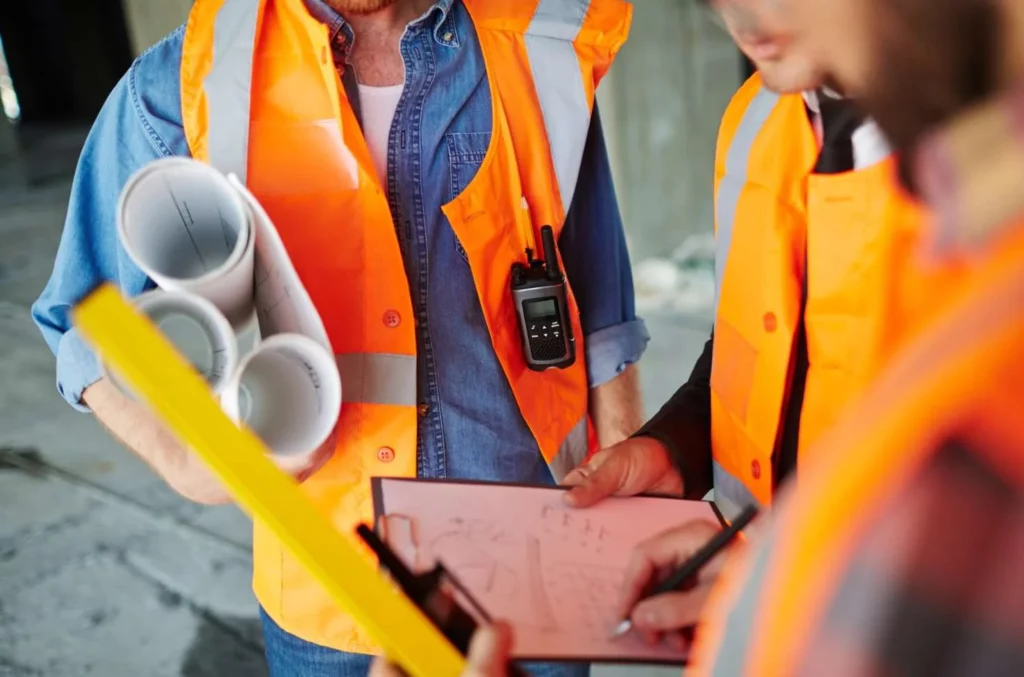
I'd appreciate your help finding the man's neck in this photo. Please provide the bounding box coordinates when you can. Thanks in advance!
[338,0,434,86]
[340,0,433,37]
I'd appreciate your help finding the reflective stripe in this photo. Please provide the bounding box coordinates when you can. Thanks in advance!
[714,460,763,523]
[205,0,260,181]
[714,87,780,314]
[709,526,774,676]
[547,416,589,482]
[525,0,592,214]
[336,353,417,407]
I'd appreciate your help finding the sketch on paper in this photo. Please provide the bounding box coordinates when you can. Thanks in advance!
[395,507,628,639]
[376,479,709,662]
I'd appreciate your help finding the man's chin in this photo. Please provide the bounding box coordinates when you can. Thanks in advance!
[755,62,824,95]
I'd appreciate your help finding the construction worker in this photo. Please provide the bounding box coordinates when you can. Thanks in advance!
[562,0,926,622]
[373,0,1024,671]
[684,1,1024,672]
[30,1,646,675]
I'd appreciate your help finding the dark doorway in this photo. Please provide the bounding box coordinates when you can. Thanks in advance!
[0,0,133,125]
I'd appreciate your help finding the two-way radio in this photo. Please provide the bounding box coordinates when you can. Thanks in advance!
[510,225,576,371]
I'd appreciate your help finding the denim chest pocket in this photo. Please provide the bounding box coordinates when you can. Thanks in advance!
[446,131,491,262]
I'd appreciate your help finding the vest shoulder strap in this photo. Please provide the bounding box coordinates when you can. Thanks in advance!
[182,0,266,180]
[462,0,630,223]
[462,0,631,52]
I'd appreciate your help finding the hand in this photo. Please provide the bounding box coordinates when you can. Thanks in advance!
[562,436,683,508]
[616,520,739,649]
[369,622,514,677]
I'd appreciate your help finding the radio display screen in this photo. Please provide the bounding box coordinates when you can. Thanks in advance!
[524,298,558,320]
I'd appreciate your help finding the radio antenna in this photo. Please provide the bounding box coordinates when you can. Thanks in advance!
[540,226,560,281]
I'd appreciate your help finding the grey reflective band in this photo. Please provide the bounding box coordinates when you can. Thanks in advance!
[709,526,774,676]
[548,416,589,482]
[205,0,260,182]
[714,87,781,314]
[713,460,763,523]
[336,353,417,407]
[525,0,593,214]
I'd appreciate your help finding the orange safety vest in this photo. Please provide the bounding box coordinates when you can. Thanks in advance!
[691,218,1024,676]
[180,0,631,651]
[710,74,926,520]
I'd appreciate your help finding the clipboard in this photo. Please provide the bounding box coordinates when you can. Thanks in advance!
[371,477,726,666]
[71,284,467,677]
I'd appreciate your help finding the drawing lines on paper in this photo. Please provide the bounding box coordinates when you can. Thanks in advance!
[543,563,625,639]
[417,514,626,639]
[526,535,558,631]
[218,206,233,251]
[164,176,208,272]
[254,253,296,337]
[425,520,520,600]
[540,503,610,555]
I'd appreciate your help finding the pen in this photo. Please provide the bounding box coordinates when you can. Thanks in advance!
[611,504,760,639]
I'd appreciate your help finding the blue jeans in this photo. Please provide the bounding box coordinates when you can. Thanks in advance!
[260,608,590,677]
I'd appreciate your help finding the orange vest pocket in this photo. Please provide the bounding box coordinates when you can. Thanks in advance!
[711,320,758,423]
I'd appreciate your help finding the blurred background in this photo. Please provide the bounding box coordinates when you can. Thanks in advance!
[0,2,742,675]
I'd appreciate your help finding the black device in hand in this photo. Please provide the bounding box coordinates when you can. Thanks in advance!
[510,225,575,371]
[356,524,529,677]
[611,505,760,638]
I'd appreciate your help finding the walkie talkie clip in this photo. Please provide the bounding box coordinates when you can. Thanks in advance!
[510,225,576,372]
[356,524,528,676]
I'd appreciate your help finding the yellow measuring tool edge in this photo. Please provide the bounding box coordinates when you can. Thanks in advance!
[72,283,466,677]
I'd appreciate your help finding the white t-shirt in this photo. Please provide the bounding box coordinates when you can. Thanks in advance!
[357,83,404,186]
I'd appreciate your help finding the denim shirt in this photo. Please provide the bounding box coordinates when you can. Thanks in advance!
[31,0,649,485]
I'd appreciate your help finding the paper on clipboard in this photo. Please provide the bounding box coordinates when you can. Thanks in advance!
[373,478,720,665]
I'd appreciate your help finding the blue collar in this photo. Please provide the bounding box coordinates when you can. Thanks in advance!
[302,0,457,58]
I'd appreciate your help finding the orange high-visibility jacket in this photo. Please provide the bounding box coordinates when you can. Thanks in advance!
[690,215,1024,677]
[710,75,926,520]
[180,0,631,651]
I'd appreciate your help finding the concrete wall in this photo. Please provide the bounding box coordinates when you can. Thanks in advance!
[122,0,194,56]
[598,1,740,262]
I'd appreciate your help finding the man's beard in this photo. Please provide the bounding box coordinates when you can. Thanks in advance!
[324,0,399,15]
[859,0,1001,196]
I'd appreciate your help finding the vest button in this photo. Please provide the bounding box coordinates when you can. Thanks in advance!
[763,312,777,333]
[377,447,395,463]
[751,459,762,480]
[383,310,401,328]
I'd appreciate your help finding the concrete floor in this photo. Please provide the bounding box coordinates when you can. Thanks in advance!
[0,128,710,677]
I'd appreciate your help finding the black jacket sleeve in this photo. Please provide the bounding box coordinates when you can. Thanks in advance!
[633,332,714,500]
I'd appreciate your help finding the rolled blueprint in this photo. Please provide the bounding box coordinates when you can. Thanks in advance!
[103,289,239,398]
[220,334,342,472]
[226,174,332,352]
[117,157,256,328]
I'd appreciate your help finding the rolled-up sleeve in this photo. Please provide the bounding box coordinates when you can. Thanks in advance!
[559,103,650,388]
[31,28,187,411]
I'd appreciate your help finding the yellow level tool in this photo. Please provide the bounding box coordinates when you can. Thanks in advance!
[72,283,466,677]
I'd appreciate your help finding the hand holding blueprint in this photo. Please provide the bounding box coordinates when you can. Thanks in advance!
[114,157,342,466]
